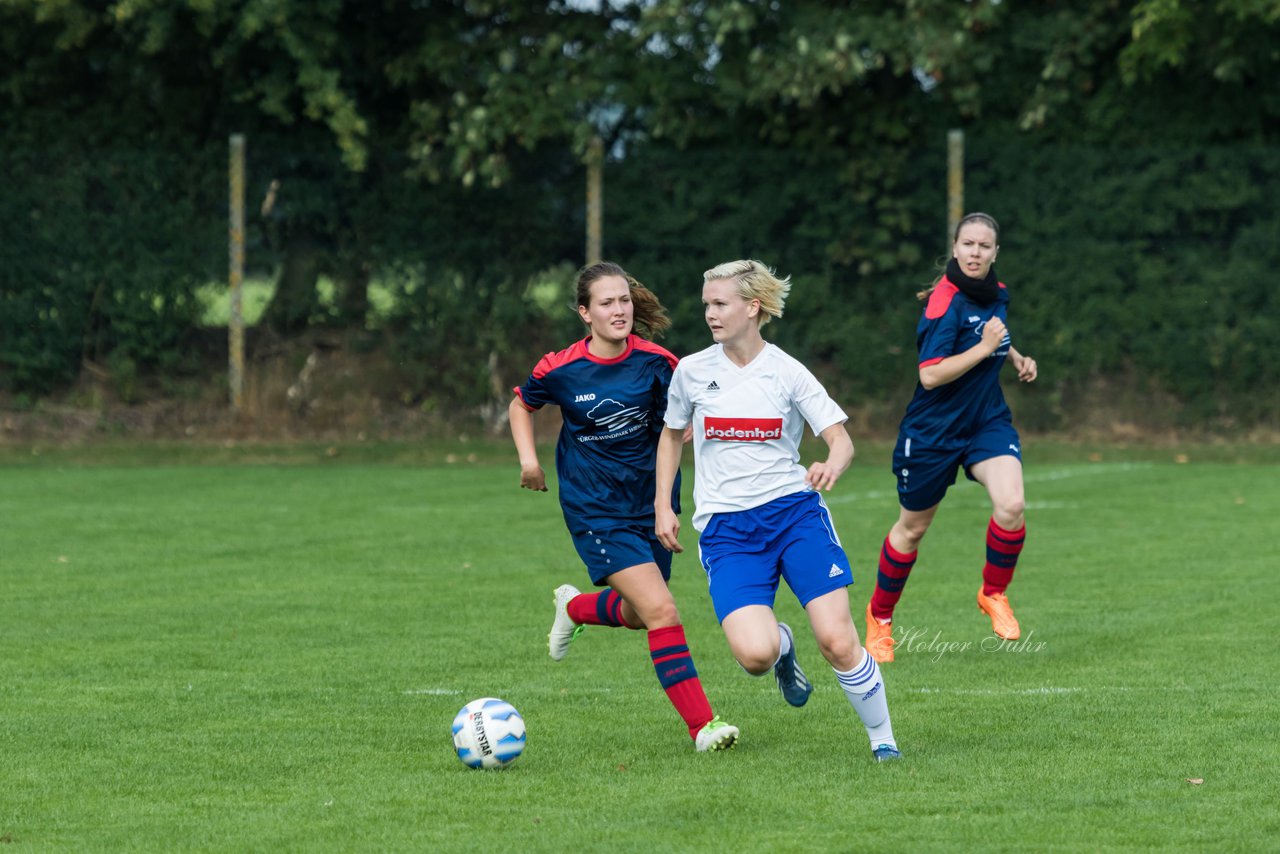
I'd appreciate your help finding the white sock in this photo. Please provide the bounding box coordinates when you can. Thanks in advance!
[776,624,793,662]
[834,649,897,750]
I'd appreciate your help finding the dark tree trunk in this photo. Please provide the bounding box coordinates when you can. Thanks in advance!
[264,235,323,334]
[332,256,370,328]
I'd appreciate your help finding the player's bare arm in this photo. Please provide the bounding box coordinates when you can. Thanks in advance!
[1008,346,1038,382]
[919,316,1007,390]
[507,396,548,491]
[654,426,685,552]
[805,423,854,492]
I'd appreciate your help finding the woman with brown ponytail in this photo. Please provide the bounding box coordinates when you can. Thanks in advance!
[509,261,739,752]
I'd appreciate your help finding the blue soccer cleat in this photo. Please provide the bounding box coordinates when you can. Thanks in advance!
[773,622,812,707]
[873,743,903,763]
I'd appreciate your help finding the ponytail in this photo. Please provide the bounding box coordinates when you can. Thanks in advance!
[625,276,671,340]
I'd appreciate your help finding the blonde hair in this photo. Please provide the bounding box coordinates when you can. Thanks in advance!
[703,259,790,327]
[575,261,671,339]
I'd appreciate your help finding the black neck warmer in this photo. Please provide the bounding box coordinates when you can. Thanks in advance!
[946,257,999,304]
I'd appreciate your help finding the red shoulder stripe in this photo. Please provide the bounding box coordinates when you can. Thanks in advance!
[631,336,679,370]
[531,338,590,380]
[925,280,959,320]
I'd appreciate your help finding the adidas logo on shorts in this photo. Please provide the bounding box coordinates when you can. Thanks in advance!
[828,564,844,578]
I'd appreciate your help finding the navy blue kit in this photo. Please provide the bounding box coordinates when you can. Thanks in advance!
[514,334,681,583]
[893,276,1022,511]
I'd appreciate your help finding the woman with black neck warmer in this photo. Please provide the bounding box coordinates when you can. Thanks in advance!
[862,212,1038,663]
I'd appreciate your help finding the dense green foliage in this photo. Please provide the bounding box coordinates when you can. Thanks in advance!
[0,144,223,398]
[608,136,1280,430]
[2,449,1277,848]
[968,140,1280,427]
[1,0,1278,429]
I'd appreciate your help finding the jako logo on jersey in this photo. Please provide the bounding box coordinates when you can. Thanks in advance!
[704,417,783,441]
[574,393,597,402]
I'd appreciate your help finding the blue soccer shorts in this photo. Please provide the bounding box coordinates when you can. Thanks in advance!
[570,523,673,586]
[892,421,1022,512]
[697,490,853,624]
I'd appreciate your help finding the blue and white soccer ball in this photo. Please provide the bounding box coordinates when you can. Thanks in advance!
[451,697,526,770]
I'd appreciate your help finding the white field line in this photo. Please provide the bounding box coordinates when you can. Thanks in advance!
[412,684,1201,700]
[1023,462,1154,483]
[915,686,1082,696]
[825,462,1153,505]
[912,685,1196,696]
[403,688,465,695]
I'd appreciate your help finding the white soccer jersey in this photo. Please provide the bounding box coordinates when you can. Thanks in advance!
[665,342,847,531]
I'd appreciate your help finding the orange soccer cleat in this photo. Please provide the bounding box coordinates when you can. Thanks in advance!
[864,604,895,663]
[977,589,1021,640]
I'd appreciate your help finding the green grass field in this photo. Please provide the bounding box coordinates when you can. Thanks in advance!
[2,441,1277,851]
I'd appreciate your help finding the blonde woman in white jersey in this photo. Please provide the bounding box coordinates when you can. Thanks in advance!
[654,259,901,762]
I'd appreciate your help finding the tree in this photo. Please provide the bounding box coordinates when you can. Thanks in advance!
[5,0,1279,427]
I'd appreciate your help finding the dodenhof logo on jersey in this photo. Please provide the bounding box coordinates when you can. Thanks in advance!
[704,417,783,442]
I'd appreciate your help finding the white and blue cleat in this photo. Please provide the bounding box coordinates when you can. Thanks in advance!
[872,743,903,763]
[773,622,812,707]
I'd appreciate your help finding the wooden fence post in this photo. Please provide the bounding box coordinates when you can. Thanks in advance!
[586,135,603,264]
[228,134,245,414]
[947,128,964,246]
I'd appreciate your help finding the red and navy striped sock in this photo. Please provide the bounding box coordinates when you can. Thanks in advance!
[567,589,638,628]
[982,518,1026,596]
[648,624,714,740]
[869,537,918,623]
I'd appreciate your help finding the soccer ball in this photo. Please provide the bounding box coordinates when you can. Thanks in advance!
[451,697,526,770]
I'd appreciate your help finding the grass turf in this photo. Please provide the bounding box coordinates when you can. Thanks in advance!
[1,443,1276,851]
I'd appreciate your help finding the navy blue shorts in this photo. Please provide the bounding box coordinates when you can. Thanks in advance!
[570,523,673,586]
[892,423,1022,511]
[698,491,853,624]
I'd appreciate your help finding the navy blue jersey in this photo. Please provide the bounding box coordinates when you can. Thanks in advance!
[514,334,681,534]
[898,277,1013,448]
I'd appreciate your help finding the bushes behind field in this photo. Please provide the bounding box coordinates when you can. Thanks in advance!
[0,141,223,399]
[2,134,1277,431]
[967,140,1280,429]
[608,137,1280,431]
